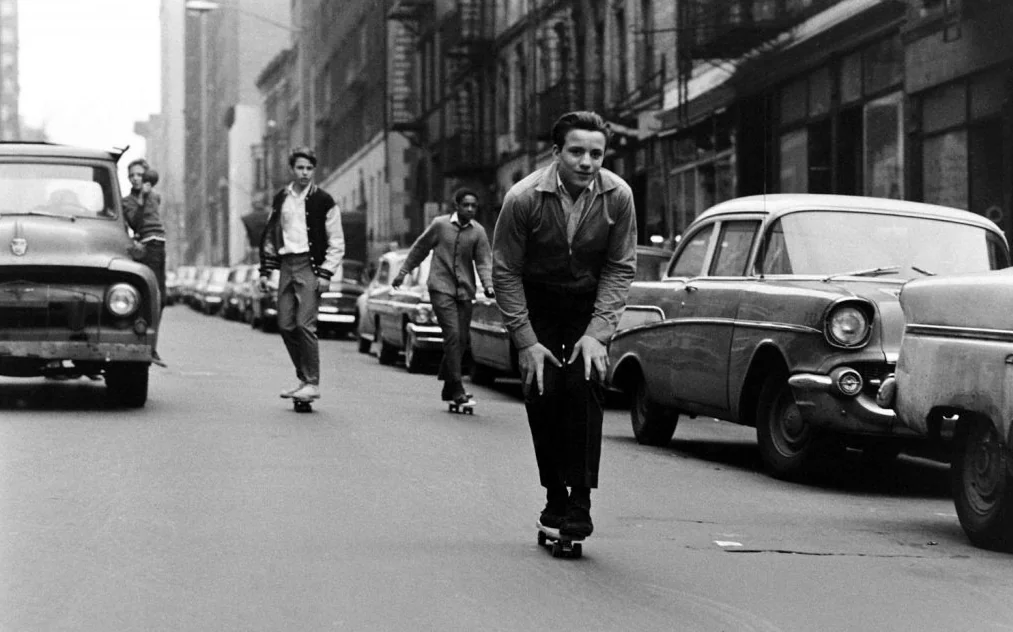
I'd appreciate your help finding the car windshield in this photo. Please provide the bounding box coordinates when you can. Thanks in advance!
[761,210,1007,278]
[0,162,117,219]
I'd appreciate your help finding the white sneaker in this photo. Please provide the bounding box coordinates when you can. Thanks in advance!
[291,383,320,401]
[280,383,305,399]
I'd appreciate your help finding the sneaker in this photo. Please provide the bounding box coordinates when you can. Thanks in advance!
[280,383,305,399]
[451,393,474,405]
[290,383,320,401]
[560,505,593,538]
[539,487,568,529]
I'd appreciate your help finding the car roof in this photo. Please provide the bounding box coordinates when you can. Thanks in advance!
[695,194,1001,231]
[0,141,120,162]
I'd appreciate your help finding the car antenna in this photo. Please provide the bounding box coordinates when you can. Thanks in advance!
[759,95,769,280]
[111,144,131,163]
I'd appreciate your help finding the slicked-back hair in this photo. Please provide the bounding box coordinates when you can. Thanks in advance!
[288,146,317,168]
[141,169,159,186]
[453,187,479,205]
[551,111,612,150]
[127,158,149,173]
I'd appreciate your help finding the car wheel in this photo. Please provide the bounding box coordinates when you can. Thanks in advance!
[630,374,678,446]
[470,361,496,387]
[405,330,426,373]
[244,306,254,324]
[376,323,398,365]
[105,363,149,408]
[755,372,831,478]
[952,415,1013,551]
[357,334,372,354]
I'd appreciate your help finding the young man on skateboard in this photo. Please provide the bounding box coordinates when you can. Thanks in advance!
[258,147,345,403]
[391,188,494,407]
[492,111,637,539]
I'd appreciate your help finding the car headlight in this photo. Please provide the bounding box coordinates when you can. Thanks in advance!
[106,283,141,317]
[412,304,437,325]
[825,304,871,348]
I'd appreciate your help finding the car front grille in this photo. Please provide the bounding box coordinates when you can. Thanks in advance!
[851,362,895,397]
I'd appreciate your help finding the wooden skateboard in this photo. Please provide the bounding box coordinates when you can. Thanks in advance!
[447,399,475,415]
[536,521,584,559]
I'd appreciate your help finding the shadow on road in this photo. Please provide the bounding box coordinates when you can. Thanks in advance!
[0,378,114,411]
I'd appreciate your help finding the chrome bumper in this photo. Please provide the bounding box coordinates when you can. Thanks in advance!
[0,340,155,363]
[788,372,916,437]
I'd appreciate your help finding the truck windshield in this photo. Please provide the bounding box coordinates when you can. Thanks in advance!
[0,163,118,219]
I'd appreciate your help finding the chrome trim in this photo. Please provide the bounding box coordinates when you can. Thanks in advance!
[788,374,833,391]
[318,314,355,323]
[624,305,665,319]
[610,317,820,341]
[905,323,1013,344]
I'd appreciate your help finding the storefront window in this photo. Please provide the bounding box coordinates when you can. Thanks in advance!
[923,82,966,134]
[864,92,903,199]
[840,51,862,104]
[809,67,831,118]
[923,130,968,209]
[969,119,1005,225]
[780,78,807,125]
[779,128,808,193]
[862,35,903,96]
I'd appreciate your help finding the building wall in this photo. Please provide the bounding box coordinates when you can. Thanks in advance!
[0,0,19,140]
[228,104,262,266]
[157,0,186,270]
[317,131,386,265]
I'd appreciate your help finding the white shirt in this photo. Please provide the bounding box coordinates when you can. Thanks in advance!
[450,212,471,228]
[556,173,596,245]
[278,183,310,254]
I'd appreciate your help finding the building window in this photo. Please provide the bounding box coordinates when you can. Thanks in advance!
[779,128,808,193]
[923,129,967,209]
[863,91,903,199]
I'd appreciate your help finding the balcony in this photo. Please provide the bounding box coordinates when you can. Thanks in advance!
[441,4,492,58]
[441,131,494,176]
[390,93,422,133]
[387,0,434,22]
[681,0,839,60]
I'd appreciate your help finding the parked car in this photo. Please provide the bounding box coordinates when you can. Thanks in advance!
[356,249,409,354]
[366,250,442,372]
[469,244,674,386]
[250,269,280,332]
[0,142,161,407]
[169,265,195,306]
[194,266,230,314]
[318,260,366,338]
[221,263,258,320]
[605,193,1009,478]
[877,269,1013,552]
[187,266,211,309]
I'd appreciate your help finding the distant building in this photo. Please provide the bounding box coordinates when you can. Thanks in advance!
[0,0,19,140]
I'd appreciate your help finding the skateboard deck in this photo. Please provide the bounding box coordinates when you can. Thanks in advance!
[536,521,584,559]
[447,399,476,415]
[292,397,314,413]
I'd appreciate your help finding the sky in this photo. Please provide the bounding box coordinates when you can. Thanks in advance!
[18,0,162,186]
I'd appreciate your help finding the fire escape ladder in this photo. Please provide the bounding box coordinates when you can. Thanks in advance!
[388,1,434,138]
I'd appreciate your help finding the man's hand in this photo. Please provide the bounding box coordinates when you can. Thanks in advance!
[518,343,562,396]
[484,287,495,299]
[316,276,329,294]
[568,335,608,382]
[391,273,405,290]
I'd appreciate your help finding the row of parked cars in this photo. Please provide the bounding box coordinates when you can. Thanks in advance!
[166,261,365,338]
[354,193,1013,552]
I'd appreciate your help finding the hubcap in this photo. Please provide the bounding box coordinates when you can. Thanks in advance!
[771,388,810,455]
[964,422,1003,514]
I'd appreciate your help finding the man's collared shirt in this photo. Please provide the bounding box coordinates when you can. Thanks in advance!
[450,212,471,228]
[279,183,310,254]
[556,173,597,245]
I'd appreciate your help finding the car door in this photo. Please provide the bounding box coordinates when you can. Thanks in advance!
[637,223,718,409]
[674,218,761,412]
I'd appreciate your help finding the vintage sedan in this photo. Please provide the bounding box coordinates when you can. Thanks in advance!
[469,245,673,385]
[0,143,161,407]
[366,250,441,373]
[606,194,1009,478]
[250,269,280,332]
[877,269,1013,551]
[221,263,257,320]
[355,249,408,354]
[317,260,366,339]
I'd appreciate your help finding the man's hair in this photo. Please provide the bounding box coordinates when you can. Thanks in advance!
[453,187,478,205]
[127,158,150,173]
[141,168,159,186]
[288,146,318,168]
[551,111,612,149]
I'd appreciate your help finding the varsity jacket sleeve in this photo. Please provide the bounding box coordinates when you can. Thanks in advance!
[584,186,638,344]
[398,218,440,278]
[319,201,345,279]
[492,189,538,350]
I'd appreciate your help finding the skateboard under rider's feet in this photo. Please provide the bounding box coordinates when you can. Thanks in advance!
[291,395,317,413]
[536,520,585,559]
[446,397,476,415]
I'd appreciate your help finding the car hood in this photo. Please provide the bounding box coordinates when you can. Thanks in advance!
[0,216,131,268]
[785,278,905,359]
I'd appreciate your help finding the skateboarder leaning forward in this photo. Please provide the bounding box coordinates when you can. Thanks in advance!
[492,111,637,539]
[259,147,345,402]
[392,187,494,406]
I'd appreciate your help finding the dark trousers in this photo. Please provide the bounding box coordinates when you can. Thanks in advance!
[277,254,320,385]
[523,285,604,490]
[140,240,166,310]
[430,290,473,398]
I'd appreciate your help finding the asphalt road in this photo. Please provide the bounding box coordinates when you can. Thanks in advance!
[2,307,1011,631]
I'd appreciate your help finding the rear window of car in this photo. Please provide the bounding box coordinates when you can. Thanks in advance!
[0,162,117,219]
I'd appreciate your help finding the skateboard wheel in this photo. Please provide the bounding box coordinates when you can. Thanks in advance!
[572,543,582,558]
[551,542,563,558]
[537,531,547,546]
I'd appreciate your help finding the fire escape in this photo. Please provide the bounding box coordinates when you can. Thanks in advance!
[675,0,840,124]
[439,0,495,177]
[386,0,434,142]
